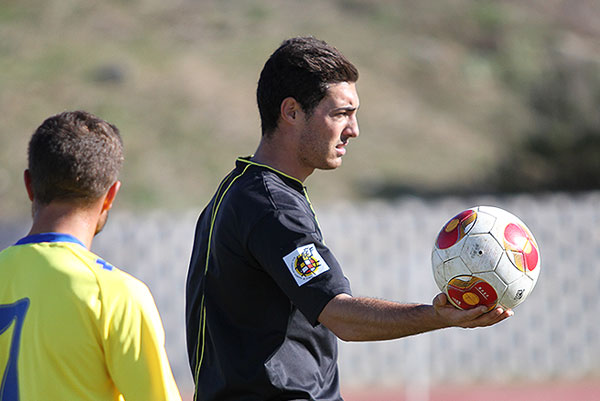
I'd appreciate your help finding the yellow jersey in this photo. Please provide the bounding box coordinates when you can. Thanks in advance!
[0,233,182,401]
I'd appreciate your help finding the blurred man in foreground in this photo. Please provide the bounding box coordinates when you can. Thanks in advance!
[0,111,182,401]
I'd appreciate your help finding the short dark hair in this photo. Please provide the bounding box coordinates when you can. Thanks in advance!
[257,36,359,136]
[27,110,124,205]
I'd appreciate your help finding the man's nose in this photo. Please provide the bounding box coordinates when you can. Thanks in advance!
[347,116,359,138]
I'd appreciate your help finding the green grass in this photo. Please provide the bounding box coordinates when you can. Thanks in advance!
[1,0,599,218]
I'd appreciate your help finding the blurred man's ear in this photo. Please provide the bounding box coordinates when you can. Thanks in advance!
[24,169,34,202]
[102,181,121,213]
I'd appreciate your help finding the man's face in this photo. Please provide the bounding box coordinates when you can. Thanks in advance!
[297,82,359,172]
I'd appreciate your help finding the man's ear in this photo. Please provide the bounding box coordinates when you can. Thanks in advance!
[101,180,121,213]
[280,97,302,125]
[24,169,34,201]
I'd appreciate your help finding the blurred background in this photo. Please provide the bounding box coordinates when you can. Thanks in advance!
[1,0,600,400]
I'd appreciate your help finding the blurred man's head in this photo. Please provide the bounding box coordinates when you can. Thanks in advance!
[27,110,124,207]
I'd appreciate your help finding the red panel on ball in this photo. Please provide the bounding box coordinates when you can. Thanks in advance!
[503,223,539,272]
[446,276,498,310]
[436,210,477,250]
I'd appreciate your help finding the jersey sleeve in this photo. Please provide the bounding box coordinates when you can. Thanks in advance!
[247,208,352,326]
[99,273,182,401]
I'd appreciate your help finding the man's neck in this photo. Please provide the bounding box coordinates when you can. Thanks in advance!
[28,203,99,249]
[252,139,313,182]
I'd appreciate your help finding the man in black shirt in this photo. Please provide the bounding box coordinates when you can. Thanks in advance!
[185,36,512,401]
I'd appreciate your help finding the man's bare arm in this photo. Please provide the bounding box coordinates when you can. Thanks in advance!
[318,293,513,342]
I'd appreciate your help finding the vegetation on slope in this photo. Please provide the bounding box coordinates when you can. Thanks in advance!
[1,0,599,218]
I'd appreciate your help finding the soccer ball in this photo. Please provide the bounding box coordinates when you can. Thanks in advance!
[431,206,541,310]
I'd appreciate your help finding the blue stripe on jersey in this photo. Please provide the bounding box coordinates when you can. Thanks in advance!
[14,233,86,248]
[95,259,114,271]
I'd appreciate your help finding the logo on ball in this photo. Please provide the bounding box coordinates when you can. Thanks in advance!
[446,276,498,310]
[503,223,539,272]
[436,209,477,250]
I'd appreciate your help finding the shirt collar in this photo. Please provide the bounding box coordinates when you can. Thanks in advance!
[15,232,87,248]
[236,156,305,192]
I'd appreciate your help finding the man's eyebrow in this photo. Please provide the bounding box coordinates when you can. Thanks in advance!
[332,105,359,112]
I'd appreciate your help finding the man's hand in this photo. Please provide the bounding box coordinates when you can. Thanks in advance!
[432,293,513,329]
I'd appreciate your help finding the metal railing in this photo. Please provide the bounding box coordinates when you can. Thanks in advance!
[2,192,599,397]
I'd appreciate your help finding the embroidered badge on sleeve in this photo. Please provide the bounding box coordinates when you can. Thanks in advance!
[282,243,330,286]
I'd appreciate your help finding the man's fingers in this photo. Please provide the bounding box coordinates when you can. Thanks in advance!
[466,307,513,327]
[432,293,447,307]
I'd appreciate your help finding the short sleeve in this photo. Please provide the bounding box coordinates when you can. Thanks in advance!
[100,274,182,401]
[247,209,351,325]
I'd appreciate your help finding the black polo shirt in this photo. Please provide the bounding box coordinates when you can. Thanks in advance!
[186,157,352,401]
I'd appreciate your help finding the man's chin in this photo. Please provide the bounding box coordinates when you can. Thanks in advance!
[328,158,344,170]
[318,163,340,171]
